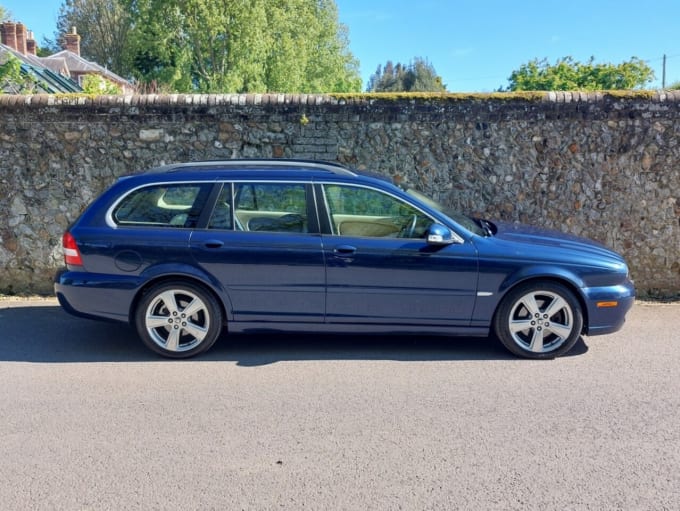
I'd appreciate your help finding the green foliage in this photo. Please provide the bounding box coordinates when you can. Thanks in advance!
[36,42,54,58]
[127,0,193,91]
[0,54,21,90]
[264,0,361,93]
[0,54,39,94]
[46,0,360,92]
[505,56,654,91]
[367,58,447,93]
[0,4,11,21]
[49,0,132,75]
[81,73,122,94]
[126,0,361,93]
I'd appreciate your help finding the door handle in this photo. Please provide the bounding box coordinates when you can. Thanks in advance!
[203,240,225,249]
[333,245,356,257]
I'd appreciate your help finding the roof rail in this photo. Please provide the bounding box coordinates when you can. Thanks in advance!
[151,159,357,176]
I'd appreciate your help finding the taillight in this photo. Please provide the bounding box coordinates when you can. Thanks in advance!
[62,232,84,266]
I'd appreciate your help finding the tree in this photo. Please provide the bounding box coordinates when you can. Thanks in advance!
[44,0,360,92]
[125,0,192,91]
[48,0,133,75]
[127,0,361,93]
[0,4,11,21]
[0,54,40,93]
[81,73,121,94]
[367,57,446,92]
[264,0,361,93]
[505,56,654,91]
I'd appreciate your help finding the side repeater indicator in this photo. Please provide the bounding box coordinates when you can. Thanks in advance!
[596,301,619,308]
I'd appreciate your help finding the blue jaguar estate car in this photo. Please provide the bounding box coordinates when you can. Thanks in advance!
[55,159,634,359]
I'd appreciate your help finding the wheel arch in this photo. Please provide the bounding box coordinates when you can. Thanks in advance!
[129,273,232,328]
[494,272,589,334]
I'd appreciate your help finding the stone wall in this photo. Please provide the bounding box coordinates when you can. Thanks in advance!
[1,92,679,297]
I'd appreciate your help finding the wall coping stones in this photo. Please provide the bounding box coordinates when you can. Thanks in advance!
[2,90,680,109]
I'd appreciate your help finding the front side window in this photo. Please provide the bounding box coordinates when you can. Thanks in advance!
[113,183,210,228]
[231,182,308,233]
[323,184,432,238]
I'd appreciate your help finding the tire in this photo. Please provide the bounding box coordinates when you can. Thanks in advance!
[493,281,583,359]
[134,281,222,358]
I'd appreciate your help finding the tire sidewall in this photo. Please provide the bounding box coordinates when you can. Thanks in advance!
[494,281,584,359]
[135,281,222,358]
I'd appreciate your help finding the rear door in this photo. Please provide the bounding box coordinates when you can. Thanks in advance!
[190,181,326,324]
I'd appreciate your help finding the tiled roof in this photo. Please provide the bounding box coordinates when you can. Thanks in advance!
[43,50,131,88]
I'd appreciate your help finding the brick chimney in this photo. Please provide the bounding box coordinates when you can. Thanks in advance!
[0,21,18,51]
[26,31,37,56]
[64,26,80,56]
[15,23,27,54]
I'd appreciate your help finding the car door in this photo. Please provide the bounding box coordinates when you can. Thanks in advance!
[318,183,478,326]
[190,181,326,324]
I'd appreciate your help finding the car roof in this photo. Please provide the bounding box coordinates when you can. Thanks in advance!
[119,159,396,187]
[144,159,359,177]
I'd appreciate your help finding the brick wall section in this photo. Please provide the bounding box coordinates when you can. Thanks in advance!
[1,92,679,296]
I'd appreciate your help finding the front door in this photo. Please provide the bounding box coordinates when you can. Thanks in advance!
[319,183,478,326]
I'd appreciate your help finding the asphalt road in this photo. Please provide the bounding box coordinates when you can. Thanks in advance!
[0,298,678,510]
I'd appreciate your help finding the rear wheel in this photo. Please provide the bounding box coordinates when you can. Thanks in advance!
[135,281,222,358]
[493,281,583,359]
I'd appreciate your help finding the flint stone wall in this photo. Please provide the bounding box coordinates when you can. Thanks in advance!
[0,92,679,297]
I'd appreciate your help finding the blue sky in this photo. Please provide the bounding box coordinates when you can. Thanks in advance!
[3,0,679,91]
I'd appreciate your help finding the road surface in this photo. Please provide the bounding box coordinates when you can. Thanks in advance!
[0,298,678,509]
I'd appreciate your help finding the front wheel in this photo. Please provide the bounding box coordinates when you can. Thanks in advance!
[493,281,583,359]
[135,281,222,358]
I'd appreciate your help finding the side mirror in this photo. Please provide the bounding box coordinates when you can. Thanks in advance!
[426,223,455,245]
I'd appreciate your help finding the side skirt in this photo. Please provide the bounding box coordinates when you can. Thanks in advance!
[228,321,489,337]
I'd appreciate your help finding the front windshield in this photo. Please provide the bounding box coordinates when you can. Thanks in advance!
[404,187,487,237]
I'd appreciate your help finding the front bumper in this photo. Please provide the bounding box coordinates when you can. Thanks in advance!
[582,279,636,336]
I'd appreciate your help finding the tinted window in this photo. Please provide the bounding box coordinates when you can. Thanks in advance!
[113,183,211,228]
[323,184,432,238]
[232,183,308,233]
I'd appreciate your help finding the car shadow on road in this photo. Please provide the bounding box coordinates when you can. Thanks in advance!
[0,305,589,364]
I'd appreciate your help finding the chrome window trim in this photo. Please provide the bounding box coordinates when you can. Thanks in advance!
[106,178,313,229]
[106,178,465,244]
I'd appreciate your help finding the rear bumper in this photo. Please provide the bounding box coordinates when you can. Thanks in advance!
[583,280,635,336]
[54,268,139,323]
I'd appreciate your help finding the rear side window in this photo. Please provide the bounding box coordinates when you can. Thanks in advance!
[113,183,211,228]
[229,182,309,233]
[235,183,307,214]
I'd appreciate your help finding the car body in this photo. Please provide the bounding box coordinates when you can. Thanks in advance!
[55,159,635,359]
